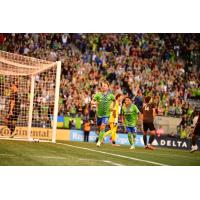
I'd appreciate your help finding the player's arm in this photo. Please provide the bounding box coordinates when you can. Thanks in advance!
[91,93,99,108]
[9,99,15,116]
[110,94,116,110]
[153,108,156,119]
[133,104,140,119]
[121,106,125,124]
[110,101,116,118]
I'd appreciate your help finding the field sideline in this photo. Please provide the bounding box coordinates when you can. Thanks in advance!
[0,139,200,166]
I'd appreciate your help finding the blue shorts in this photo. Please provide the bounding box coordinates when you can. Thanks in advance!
[97,117,109,126]
[126,127,137,133]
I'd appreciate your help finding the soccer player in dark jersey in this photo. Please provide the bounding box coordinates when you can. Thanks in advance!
[92,81,115,147]
[141,96,156,150]
[6,83,21,138]
[190,111,200,153]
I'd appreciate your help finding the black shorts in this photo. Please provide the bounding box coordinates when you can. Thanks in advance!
[193,123,200,135]
[143,122,155,132]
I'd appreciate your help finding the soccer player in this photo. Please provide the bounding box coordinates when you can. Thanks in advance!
[92,81,115,147]
[103,93,123,146]
[6,83,21,138]
[141,96,156,150]
[122,96,140,149]
[190,110,200,153]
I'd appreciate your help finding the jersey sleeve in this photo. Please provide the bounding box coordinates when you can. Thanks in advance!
[93,93,100,102]
[109,93,115,101]
[133,104,140,114]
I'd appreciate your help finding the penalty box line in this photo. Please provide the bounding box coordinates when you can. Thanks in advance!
[56,142,170,166]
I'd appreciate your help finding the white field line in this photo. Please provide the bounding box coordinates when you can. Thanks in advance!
[0,153,15,157]
[107,149,200,160]
[79,158,124,166]
[0,153,124,166]
[103,160,123,166]
[56,142,169,166]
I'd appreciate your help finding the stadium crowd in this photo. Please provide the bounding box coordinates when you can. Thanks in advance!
[0,33,200,136]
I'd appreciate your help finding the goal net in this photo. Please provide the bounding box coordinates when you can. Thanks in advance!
[0,50,61,143]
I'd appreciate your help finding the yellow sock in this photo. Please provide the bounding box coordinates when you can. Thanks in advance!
[111,126,117,142]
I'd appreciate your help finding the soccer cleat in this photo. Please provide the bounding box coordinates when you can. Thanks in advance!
[144,145,148,149]
[190,145,198,153]
[96,141,101,147]
[147,144,156,150]
[130,144,135,150]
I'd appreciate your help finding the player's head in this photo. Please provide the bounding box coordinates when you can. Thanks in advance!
[144,96,152,104]
[116,93,122,100]
[101,81,109,93]
[124,96,132,106]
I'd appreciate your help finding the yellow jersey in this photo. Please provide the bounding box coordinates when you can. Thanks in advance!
[109,101,120,123]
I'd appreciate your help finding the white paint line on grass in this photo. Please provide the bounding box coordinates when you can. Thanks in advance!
[0,153,15,157]
[32,155,124,165]
[0,153,124,166]
[108,150,200,160]
[56,142,169,166]
[32,155,67,160]
[79,158,124,166]
[103,160,124,166]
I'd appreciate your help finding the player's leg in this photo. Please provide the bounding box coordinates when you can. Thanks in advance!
[127,127,135,149]
[9,116,17,138]
[147,122,156,150]
[10,111,20,138]
[129,127,137,149]
[143,122,148,149]
[97,117,108,146]
[111,125,119,146]
[104,122,114,139]
[127,127,133,146]
[95,117,101,143]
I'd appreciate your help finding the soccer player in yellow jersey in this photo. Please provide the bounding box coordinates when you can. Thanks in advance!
[103,94,123,146]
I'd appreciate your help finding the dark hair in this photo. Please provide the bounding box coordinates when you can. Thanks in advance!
[124,96,131,101]
[145,96,151,103]
[115,93,122,100]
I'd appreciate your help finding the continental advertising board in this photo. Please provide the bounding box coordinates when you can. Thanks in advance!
[0,126,70,141]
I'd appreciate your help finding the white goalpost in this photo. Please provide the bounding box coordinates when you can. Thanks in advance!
[0,50,61,143]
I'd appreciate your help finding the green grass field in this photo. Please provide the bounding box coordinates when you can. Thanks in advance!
[0,139,200,166]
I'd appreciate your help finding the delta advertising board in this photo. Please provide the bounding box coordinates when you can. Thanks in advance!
[152,136,200,150]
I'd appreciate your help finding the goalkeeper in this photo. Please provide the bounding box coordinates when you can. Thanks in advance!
[102,93,123,146]
[122,96,140,149]
[6,83,21,138]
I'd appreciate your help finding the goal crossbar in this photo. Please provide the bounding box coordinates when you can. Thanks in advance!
[0,50,57,76]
